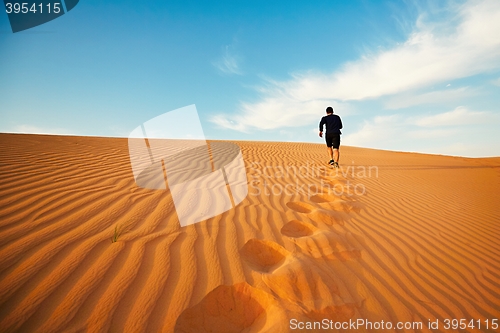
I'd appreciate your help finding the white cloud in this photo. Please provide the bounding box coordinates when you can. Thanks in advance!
[491,77,500,86]
[212,98,323,131]
[210,114,249,132]
[345,107,495,145]
[407,128,459,139]
[414,106,494,127]
[383,87,478,109]
[342,115,404,147]
[213,45,242,75]
[211,96,355,131]
[212,0,500,132]
[321,0,500,100]
[342,106,500,156]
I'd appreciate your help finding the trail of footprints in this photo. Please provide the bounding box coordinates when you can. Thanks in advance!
[176,172,365,332]
[284,192,363,260]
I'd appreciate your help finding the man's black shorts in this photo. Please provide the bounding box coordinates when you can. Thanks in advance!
[325,133,340,149]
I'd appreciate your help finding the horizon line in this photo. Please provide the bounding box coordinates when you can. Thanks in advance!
[1,131,499,159]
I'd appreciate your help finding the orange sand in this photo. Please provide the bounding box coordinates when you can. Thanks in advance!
[0,133,499,332]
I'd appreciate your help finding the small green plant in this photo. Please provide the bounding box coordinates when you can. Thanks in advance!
[111,223,131,243]
[111,225,122,243]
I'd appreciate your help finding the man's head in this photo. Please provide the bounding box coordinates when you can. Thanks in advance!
[326,106,334,114]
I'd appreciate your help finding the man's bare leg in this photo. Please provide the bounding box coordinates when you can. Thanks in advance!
[333,148,340,163]
[327,147,333,161]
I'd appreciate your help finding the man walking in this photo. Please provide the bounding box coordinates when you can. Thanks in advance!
[319,106,342,168]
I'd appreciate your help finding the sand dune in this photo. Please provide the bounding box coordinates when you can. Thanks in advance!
[0,133,499,332]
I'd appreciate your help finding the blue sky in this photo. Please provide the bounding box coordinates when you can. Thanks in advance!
[1,0,499,157]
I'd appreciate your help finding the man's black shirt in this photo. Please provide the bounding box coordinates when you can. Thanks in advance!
[319,114,342,134]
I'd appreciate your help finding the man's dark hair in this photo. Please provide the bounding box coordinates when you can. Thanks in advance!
[326,106,333,114]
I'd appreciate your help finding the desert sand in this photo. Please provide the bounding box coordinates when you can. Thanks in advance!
[0,133,499,332]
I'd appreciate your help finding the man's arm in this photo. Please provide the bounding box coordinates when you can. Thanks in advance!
[339,116,343,130]
[319,117,324,137]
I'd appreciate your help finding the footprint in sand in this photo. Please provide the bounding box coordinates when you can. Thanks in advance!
[174,282,285,333]
[239,238,361,325]
[285,201,346,226]
[280,219,314,238]
[176,238,360,333]
[310,193,364,213]
[175,175,366,333]
[281,220,361,261]
[239,238,290,273]
[283,191,364,260]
